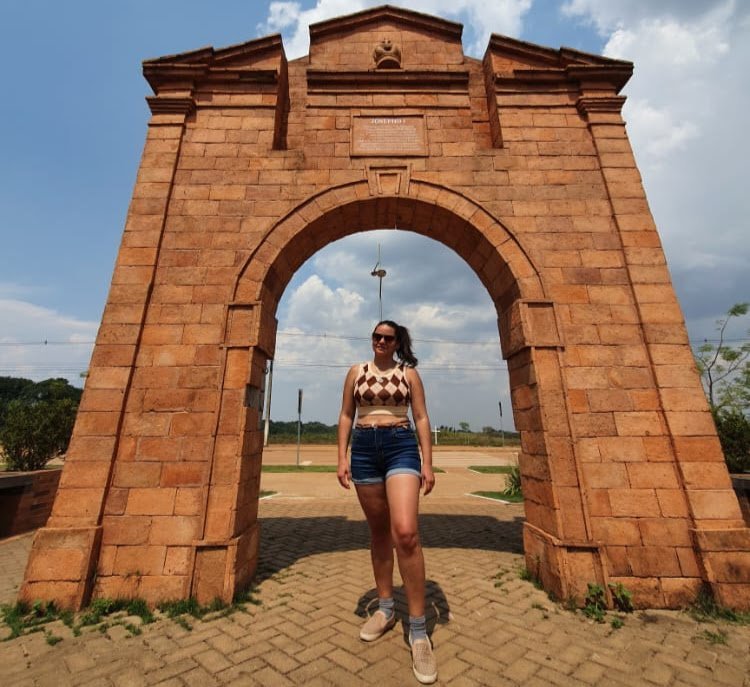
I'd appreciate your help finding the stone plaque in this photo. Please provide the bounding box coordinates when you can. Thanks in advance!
[351,115,427,156]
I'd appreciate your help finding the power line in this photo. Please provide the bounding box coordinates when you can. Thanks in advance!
[271,361,507,371]
[1,331,749,348]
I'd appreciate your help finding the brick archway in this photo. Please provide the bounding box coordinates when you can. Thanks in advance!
[208,179,595,605]
[21,5,749,610]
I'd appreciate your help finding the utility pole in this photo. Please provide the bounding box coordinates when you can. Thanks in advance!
[499,401,504,447]
[296,388,303,466]
[263,360,274,447]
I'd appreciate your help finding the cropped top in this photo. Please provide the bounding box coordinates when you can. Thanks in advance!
[353,362,411,419]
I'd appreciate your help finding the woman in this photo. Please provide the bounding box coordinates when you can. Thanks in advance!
[337,320,437,685]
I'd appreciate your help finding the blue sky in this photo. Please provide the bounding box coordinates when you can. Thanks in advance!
[1,1,748,429]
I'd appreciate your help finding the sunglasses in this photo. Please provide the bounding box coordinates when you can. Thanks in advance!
[372,333,396,344]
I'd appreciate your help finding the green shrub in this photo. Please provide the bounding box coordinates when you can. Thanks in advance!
[608,582,634,613]
[504,465,522,497]
[582,583,607,623]
[713,408,750,473]
[0,398,77,471]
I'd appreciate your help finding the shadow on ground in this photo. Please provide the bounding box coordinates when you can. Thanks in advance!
[256,513,525,582]
[356,581,451,645]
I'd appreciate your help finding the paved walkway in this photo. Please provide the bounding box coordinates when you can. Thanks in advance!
[1,460,749,686]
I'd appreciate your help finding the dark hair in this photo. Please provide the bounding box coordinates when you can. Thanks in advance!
[373,320,418,367]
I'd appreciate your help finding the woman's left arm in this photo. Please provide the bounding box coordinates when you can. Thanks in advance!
[407,367,435,495]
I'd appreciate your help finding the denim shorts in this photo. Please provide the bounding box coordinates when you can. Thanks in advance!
[350,425,422,485]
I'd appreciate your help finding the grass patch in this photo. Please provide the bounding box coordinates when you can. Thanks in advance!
[1,597,156,642]
[1,600,59,639]
[0,586,264,644]
[698,628,728,645]
[471,490,524,503]
[156,586,262,630]
[687,588,750,625]
[259,490,277,498]
[468,465,515,474]
[78,597,154,628]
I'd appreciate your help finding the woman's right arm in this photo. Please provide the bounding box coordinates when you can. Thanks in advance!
[337,365,358,489]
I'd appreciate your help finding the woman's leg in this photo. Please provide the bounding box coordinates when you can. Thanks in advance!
[355,483,394,598]
[385,474,424,618]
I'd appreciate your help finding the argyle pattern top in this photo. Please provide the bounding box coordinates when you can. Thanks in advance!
[353,362,411,407]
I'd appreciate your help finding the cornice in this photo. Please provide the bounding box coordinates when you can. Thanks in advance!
[487,35,560,67]
[142,34,286,95]
[146,96,196,116]
[566,65,632,94]
[486,34,633,92]
[143,63,208,93]
[309,4,462,42]
[489,63,632,95]
[212,34,285,64]
[576,95,627,116]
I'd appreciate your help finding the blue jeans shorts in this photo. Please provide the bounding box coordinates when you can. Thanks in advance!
[350,425,422,485]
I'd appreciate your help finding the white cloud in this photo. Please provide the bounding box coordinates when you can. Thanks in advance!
[563,1,750,335]
[623,100,698,160]
[259,0,532,59]
[272,232,510,429]
[259,0,368,57]
[285,273,365,330]
[0,297,97,385]
[561,0,735,35]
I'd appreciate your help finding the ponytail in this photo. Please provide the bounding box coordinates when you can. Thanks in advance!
[374,320,418,367]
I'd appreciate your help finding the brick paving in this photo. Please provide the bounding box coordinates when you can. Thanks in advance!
[2,471,750,686]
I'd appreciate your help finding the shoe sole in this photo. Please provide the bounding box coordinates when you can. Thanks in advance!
[359,616,396,641]
[413,667,438,685]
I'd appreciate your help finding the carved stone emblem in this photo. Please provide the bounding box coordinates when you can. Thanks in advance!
[373,39,401,69]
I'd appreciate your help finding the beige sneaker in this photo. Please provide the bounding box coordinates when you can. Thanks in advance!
[359,610,396,641]
[410,636,437,684]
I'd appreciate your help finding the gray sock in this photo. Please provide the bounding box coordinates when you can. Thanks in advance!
[409,614,427,641]
[379,597,395,619]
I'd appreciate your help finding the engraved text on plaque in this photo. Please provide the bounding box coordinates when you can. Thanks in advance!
[351,115,427,156]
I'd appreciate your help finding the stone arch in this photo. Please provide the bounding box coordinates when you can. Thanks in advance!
[236,178,543,306]
[21,4,750,612]
[201,179,597,605]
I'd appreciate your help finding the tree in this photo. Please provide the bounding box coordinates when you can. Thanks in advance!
[18,377,82,405]
[0,398,78,471]
[0,376,35,426]
[712,409,750,474]
[458,421,470,433]
[695,303,750,473]
[695,303,750,412]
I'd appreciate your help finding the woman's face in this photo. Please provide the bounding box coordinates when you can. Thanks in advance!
[371,324,398,357]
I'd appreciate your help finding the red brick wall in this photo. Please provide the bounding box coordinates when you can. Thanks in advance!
[0,469,61,538]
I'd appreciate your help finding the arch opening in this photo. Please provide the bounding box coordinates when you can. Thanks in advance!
[205,183,592,606]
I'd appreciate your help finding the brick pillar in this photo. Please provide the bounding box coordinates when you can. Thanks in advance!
[20,97,194,609]
[191,301,276,604]
[579,94,750,608]
[502,300,608,601]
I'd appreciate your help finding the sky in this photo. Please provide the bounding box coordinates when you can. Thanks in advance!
[1,0,748,432]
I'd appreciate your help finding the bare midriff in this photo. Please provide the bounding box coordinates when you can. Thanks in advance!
[355,406,410,428]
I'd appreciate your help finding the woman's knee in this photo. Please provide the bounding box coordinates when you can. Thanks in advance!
[391,523,420,553]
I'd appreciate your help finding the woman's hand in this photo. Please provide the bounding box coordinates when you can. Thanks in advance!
[337,460,351,489]
[421,465,435,495]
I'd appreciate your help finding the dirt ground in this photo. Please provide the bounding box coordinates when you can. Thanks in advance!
[262,444,519,467]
